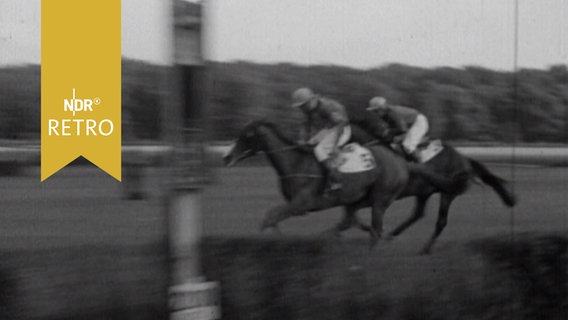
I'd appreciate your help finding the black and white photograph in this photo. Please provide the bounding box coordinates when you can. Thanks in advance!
[1,0,567,319]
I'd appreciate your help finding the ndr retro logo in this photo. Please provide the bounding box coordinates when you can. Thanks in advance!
[48,88,114,136]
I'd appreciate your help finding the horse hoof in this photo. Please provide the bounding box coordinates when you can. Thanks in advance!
[384,234,395,242]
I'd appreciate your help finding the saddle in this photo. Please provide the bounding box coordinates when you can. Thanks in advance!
[331,143,376,173]
[390,137,444,163]
[323,143,378,196]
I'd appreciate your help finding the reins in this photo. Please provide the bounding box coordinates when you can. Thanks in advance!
[261,139,382,180]
[279,174,324,180]
[262,145,303,154]
[363,140,381,147]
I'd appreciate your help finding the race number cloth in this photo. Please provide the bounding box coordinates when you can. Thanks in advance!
[334,143,376,173]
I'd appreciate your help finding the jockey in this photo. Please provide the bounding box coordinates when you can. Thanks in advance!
[367,96,429,160]
[291,87,351,190]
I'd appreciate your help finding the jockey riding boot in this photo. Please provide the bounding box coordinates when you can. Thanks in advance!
[406,150,418,162]
[402,146,420,163]
[390,143,406,159]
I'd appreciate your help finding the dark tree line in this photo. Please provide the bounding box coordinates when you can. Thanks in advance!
[207,62,568,143]
[1,61,567,144]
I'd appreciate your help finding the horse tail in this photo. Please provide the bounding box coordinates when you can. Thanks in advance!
[468,158,517,207]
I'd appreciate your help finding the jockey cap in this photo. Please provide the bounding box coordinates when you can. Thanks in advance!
[367,96,388,111]
[291,87,316,109]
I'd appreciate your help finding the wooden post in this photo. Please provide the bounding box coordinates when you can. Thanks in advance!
[168,1,220,319]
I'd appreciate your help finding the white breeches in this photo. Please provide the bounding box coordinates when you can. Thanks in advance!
[311,125,351,162]
[402,114,429,154]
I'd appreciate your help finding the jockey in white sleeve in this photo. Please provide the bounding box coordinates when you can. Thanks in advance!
[367,96,429,160]
[291,87,351,190]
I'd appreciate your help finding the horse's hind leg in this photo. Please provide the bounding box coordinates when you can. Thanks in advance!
[260,203,304,232]
[387,194,431,240]
[320,205,357,238]
[420,193,455,255]
[369,198,394,249]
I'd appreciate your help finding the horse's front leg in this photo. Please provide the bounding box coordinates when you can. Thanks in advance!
[420,193,455,255]
[386,194,431,240]
[259,201,307,232]
[319,205,358,238]
[369,194,398,249]
[260,194,339,232]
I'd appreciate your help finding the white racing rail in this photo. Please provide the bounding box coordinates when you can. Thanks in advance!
[210,145,568,166]
[0,144,567,166]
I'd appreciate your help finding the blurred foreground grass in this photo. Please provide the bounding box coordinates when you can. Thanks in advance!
[203,233,567,320]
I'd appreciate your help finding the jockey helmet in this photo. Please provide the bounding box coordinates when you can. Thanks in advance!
[291,87,316,109]
[367,96,388,111]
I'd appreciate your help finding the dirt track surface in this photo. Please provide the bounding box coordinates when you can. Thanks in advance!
[201,163,568,319]
[0,163,565,319]
[0,163,565,253]
[203,164,568,249]
[0,166,167,250]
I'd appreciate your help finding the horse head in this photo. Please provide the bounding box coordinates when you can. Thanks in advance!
[223,119,273,167]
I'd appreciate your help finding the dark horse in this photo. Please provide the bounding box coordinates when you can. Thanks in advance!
[223,119,486,251]
[349,118,517,253]
[223,120,407,247]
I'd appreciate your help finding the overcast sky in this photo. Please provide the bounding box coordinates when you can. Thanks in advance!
[204,0,568,70]
[1,0,567,70]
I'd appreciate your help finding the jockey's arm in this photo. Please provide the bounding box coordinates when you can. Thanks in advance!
[386,111,408,135]
[333,121,347,148]
[298,109,315,145]
[328,107,348,151]
[298,121,311,145]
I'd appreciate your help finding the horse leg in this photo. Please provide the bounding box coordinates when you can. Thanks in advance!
[386,194,431,240]
[260,202,305,232]
[420,193,455,255]
[260,195,338,232]
[369,199,392,249]
[320,205,357,238]
[348,208,380,238]
[354,217,373,234]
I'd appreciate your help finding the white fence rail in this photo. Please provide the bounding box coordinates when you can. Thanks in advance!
[209,145,568,167]
[0,145,567,166]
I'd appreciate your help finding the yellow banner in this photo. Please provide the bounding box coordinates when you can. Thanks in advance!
[41,0,121,181]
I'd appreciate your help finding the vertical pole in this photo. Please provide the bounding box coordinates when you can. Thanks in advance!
[168,1,220,319]
[170,189,202,283]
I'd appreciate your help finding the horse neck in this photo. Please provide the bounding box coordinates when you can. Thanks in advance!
[258,126,304,177]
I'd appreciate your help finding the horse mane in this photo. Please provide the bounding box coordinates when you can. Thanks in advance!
[254,119,299,146]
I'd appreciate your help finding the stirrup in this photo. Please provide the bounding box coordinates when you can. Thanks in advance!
[324,174,343,193]
[404,149,419,162]
[328,181,343,191]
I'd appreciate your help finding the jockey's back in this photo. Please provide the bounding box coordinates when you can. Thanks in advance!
[386,105,420,129]
[305,97,348,133]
